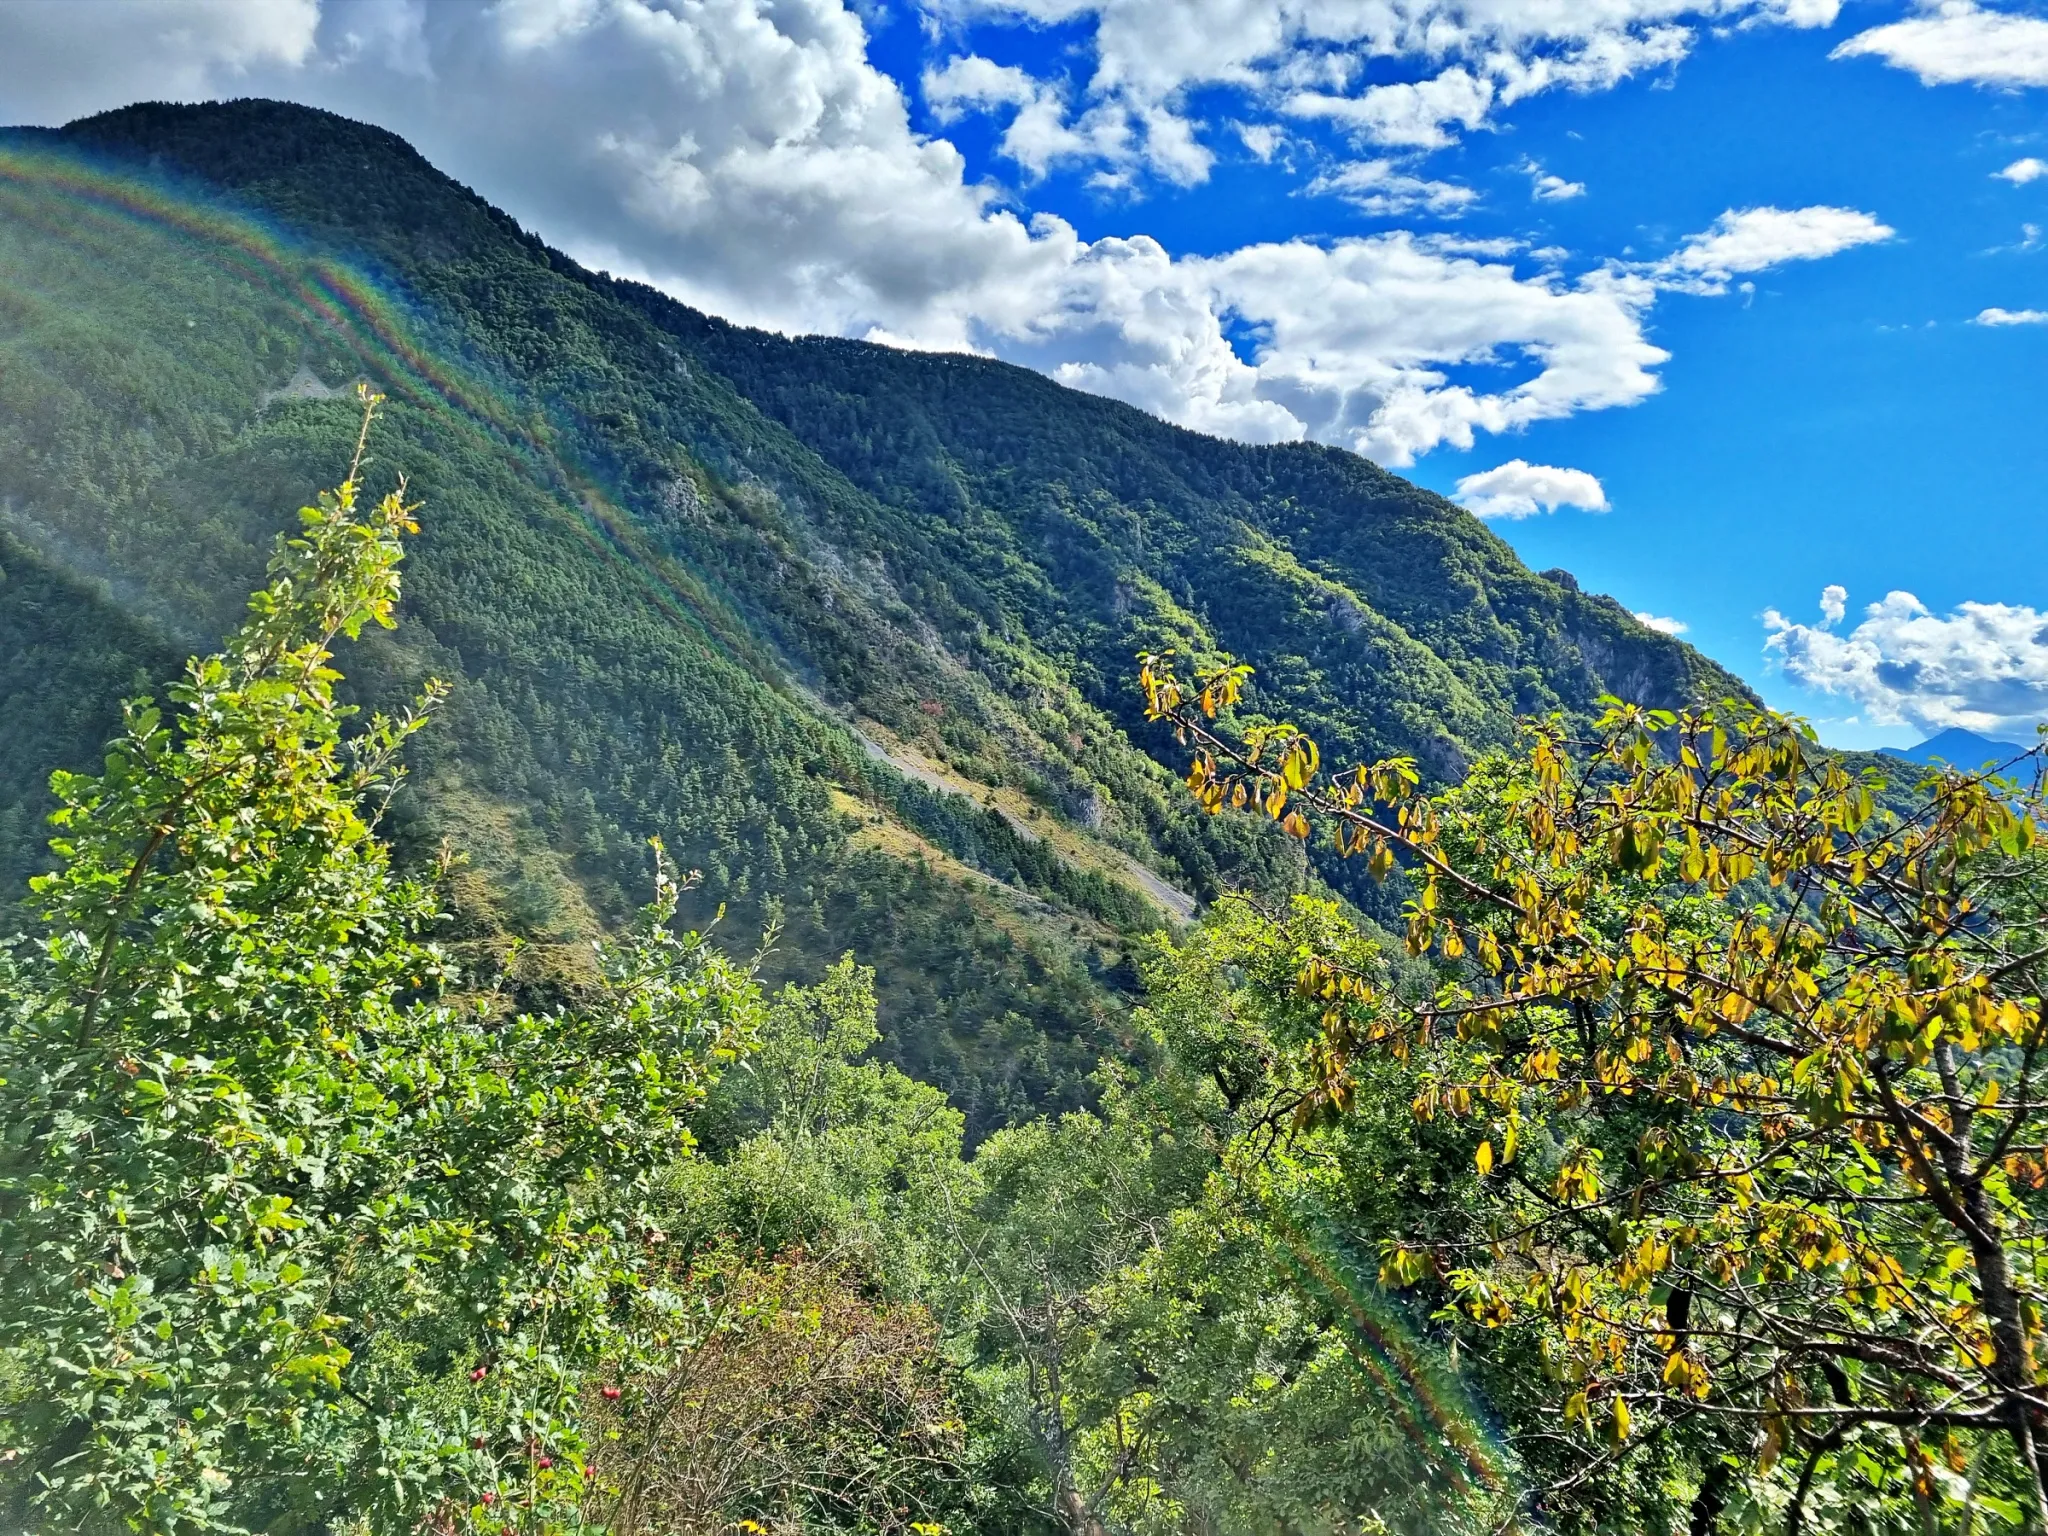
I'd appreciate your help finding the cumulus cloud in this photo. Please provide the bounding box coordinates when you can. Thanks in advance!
[1833,2,2048,89]
[1235,121,1283,161]
[1654,205,1895,292]
[921,53,1219,186]
[1452,459,1610,519]
[1997,156,2048,184]
[1287,67,1497,151]
[923,53,1132,181]
[925,52,1041,116]
[934,0,1839,181]
[1634,611,1689,634]
[1304,159,1480,216]
[1510,156,1586,201]
[987,233,1672,462]
[1977,306,2048,326]
[1201,242,1668,463]
[1820,583,1849,625]
[1766,586,2048,736]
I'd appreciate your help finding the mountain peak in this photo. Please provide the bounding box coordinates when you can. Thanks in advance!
[1882,726,2027,769]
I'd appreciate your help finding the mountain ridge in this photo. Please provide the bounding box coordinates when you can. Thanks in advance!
[1882,726,2028,770]
[0,97,1751,1128]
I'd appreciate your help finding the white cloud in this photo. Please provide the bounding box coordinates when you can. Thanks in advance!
[1766,587,2048,736]
[1418,234,1525,256]
[989,233,1670,462]
[1997,156,2048,184]
[1305,159,1480,216]
[920,52,1225,186]
[1194,242,1669,464]
[1833,2,2048,89]
[1655,205,1895,292]
[1487,20,1698,104]
[1977,306,2048,325]
[1513,156,1587,201]
[1634,611,1689,634]
[1820,583,1848,625]
[0,0,319,121]
[923,53,1138,181]
[1286,67,1496,151]
[1235,121,1283,161]
[1987,221,2048,254]
[925,52,1041,115]
[1533,172,1588,201]
[926,0,1840,183]
[1453,459,1610,519]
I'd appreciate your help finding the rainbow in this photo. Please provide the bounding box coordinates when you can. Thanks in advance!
[1268,1200,1520,1513]
[0,140,511,432]
[0,139,776,676]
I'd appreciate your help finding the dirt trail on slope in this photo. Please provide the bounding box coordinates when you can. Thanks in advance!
[844,721,1197,925]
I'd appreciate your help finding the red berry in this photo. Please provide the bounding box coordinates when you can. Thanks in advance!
[470,1366,487,1382]
[600,1385,621,1400]
[480,1491,495,1506]
[536,1456,552,1470]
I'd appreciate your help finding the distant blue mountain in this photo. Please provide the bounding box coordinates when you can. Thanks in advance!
[1881,727,2027,770]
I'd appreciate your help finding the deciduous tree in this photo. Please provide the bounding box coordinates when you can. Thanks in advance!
[1141,651,2048,1530]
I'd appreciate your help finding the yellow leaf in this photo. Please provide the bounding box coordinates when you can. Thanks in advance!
[1282,743,1312,790]
[1564,1391,1589,1431]
[1475,1139,1494,1176]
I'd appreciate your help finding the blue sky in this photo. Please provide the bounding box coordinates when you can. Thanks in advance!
[1,0,2044,746]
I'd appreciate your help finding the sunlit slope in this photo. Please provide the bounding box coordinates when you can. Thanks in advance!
[646,314,1746,783]
[0,128,1136,1130]
[0,99,1749,1127]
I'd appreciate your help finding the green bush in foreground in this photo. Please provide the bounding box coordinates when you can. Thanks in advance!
[0,397,762,1533]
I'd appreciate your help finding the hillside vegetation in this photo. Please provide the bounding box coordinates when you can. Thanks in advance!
[0,99,1742,1130]
[5,419,2041,1536]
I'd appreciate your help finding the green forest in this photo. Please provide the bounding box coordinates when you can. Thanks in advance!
[0,100,1739,1134]
[5,101,2048,1535]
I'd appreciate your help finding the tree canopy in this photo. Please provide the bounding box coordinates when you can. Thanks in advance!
[1141,648,2048,1530]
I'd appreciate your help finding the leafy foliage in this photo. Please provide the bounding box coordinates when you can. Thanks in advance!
[0,401,1731,1536]
[928,899,1519,1536]
[1143,649,2048,1530]
[0,408,763,1530]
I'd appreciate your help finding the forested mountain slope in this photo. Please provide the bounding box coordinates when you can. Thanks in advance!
[0,99,1747,1129]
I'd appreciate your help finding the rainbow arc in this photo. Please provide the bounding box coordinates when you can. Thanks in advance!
[1269,1199,1518,1511]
